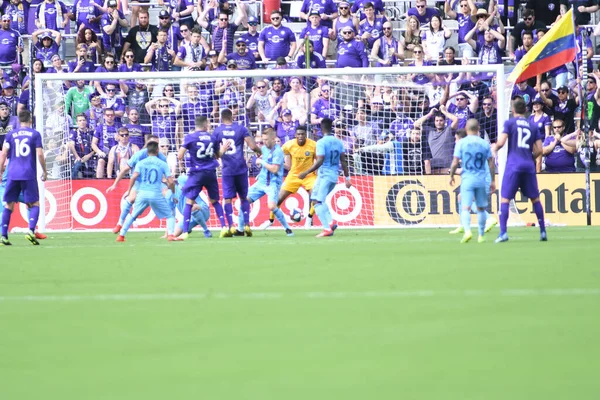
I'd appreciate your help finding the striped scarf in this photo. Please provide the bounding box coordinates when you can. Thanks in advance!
[38,0,63,29]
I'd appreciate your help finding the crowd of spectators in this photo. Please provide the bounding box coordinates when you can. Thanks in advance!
[1,0,600,179]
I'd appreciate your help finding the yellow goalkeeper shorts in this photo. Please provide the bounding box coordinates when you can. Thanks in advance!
[282,174,316,194]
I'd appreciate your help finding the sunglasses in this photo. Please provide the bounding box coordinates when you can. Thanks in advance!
[339,6,348,10]
[525,17,533,21]
[256,85,266,89]
[105,60,114,64]
[165,88,174,92]
[413,50,422,54]
[180,29,189,32]
[478,15,487,19]
[159,104,169,108]
[322,89,329,92]
[120,133,129,137]
[237,43,246,46]
[219,18,228,21]
[106,88,115,92]
[160,16,170,20]
[558,90,567,94]
[460,3,468,7]
[160,145,169,148]
[227,65,236,68]
[342,31,353,34]
[271,16,281,20]
[540,89,549,92]
[482,103,493,106]
[255,141,263,145]
[416,5,425,8]
[105,113,115,117]
[248,22,257,26]
[383,27,392,30]
[456,97,466,101]
[552,126,564,129]
[125,55,134,58]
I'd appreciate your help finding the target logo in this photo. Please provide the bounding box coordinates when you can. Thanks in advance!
[326,184,363,223]
[70,187,108,226]
[282,188,310,215]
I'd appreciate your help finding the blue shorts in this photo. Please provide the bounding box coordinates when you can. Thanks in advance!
[501,170,540,200]
[222,173,248,200]
[132,193,173,219]
[460,183,488,209]
[311,177,337,203]
[248,181,280,204]
[183,170,220,201]
[3,179,39,203]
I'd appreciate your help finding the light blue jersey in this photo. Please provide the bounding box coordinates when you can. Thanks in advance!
[133,156,171,195]
[256,144,284,187]
[127,147,168,169]
[453,135,492,188]
[316,135,345,181]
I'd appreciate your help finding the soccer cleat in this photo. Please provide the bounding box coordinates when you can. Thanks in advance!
[233,230,244,237]
[179,232,189,241]
[330,222,338,232]
[494,233,509,243]
[1,236,12,246]
[34,232,47,240]
[484,217,498,233]
[229,226,237,236]
[258,220,273,230]
[112,224,122,234]
[219,227,232,238]
[478,235,486,243]
[316,229,333,238]
[167,235,184,241]
[304,216,313,229]
[244,226,253,237]
[460,231,472,244]
[26,230,40,245]
[116,235,125,242]
[540,231,548,241]
[449,226,464,234]
[203,230,212,238]
[285,228,294,237]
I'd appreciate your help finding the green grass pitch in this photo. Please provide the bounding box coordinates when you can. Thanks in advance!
[1,227,599,399]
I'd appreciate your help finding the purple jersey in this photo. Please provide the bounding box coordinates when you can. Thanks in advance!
[0,29,20,64]
[181,101,209,132]
[275,120,298,143]
[351,0,385,20]
[209,22,238,55]
[259,25,296,60]
[36,1,69,31]
[227,51,257,71]
[407,7,440,24]
[375,35,400,67]
[73,0,102,33]
[512,85,537,110]
[4,127,42,180]
[101,10,124,51]
[358,16,387,49]
[528,113,551,135]
[152,113,179,149]
[447,103,473,129]
[3,1,30,34]
[94,122,121,152]
[69,128,94,157]
[300,0,337,28]
[456,13,474,44]
[35,42,59,66]
[543,135,576,172]
[240,32,260,59]
[183,130,219,172]
[503,116,541,173]
[336,39,369,68]
[214,123,249,176]
[124,123,149,148]
[335,18,356,43]
[299,25,329,55]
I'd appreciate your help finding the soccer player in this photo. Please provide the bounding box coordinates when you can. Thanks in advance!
[494,97,547,242]
[116,141,181,242]
[177,115,229,239]
[236,127,294,237]
[260,126,317,230]
[449,120,495,243]
[172,175,211,238]
[449,129,497,235]
[106,135,166,233]
[0,111,47,245]
[299,118,351,237]
[213,108,261,236]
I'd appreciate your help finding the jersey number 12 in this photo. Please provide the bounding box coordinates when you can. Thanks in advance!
[517,127,531,149]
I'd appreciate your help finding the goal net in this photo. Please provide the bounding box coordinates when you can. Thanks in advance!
[33,65,507,231]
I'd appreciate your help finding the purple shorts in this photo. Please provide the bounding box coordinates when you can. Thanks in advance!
[222,173,249,200]
[183,170,220,201]
[501,170,540,200]
[3,179,39,204]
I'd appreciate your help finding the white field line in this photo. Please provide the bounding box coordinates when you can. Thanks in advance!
[0,289,599,303]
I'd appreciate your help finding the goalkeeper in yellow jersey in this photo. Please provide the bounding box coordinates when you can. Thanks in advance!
[259,127,317,229]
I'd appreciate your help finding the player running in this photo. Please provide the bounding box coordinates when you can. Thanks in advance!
[107,135,166,233]
[116,141,182,242]
[0,111,47,245]
[449,129,497,235]
[259,126,317,230]
[494,97,547,242]
[177,115,229,239]
[298,118,351,238]
[449,119,496,243]
[236,127,294,237]
[213,108,261,236]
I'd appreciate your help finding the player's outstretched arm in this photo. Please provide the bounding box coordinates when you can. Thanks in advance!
[245,136,262,155]
[488,156,496,193]
[448,156,460,186]
[299,155,324,180]
[106,164,131,192]
[36,147,47,181]
[256,158,280,174]
[125,171,140,197]
[0,146,8,177]
[495,133,508,151]
[532,139,543,158]
[340,153,351,188]
[177,146,187,161]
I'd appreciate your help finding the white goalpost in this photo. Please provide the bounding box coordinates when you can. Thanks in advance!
[33,64,507,232]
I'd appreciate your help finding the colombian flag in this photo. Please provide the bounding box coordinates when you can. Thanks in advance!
[508,9,576,83]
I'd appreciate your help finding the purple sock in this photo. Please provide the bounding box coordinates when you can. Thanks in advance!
[212,202,226,228]
[28,206,40,232]
[182,203,193,233]
[533,201,546,233]
[499,202,509,235]
[241,199,250,225]
[2,208,12,238]
[224,203,233,227]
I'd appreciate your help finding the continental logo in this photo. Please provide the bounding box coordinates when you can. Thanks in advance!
[377,175,600,226]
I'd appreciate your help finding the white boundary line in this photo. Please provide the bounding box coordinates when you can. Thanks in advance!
[1,289,599,303]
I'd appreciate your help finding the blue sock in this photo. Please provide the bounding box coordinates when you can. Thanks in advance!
[118,198,132,226]
[28,205,40,232]
[470,202,489,220]
[237,206,245,230]
[477,209,486,236]
[212,202,226,228]
[182,203,192,233]
[499,202,510,236]
[460,207,471,233]
[2,208,12,237]
[241,199,250,225]
[533,201,546,233]
[120,214,135,236]
[273,208,290,230]
[314,202,332,229]
[224,202,233,227]
[192,210,209,232]
[166,216,175,235]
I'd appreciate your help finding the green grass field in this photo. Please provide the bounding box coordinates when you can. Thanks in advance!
[1,227,599,399]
